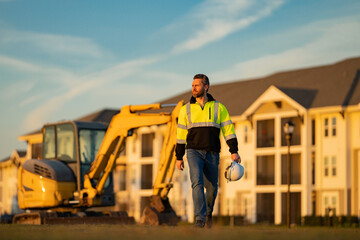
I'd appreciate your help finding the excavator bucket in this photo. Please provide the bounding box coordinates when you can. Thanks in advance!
[141,195,180,226]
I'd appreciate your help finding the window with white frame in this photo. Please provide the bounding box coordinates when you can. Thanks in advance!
[281,153,301,184]
[324,157,329,177]
[332,117,337,136]
[141,164,153,189]
[332,196,336,206]
[324,118,329,137]
[324,193,338,216]
[281,192,301,225]
[256,155,274,185]
[32,143,42,159]
[141,133,154,157]
[331,156,337,176]
[256,193,275,224]
[311,152,315,185]
[257,119,274,148]
[324,116,337,138]
[311,119,316,145]
[244,197,248,217]
[118,164,126,191]
[244,125,249,144]
[243,161,248,180]
[324,156,337,177]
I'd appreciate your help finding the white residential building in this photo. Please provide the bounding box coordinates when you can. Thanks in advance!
[162,57,360,224]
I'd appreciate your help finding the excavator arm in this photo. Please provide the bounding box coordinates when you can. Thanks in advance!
[79,101,184,208]
[152,103,180,199]
[140,101,183,225]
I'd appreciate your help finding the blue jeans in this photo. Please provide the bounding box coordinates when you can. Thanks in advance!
[186,148,219,222]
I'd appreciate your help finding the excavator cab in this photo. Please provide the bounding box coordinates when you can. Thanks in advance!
[17,121,115,209]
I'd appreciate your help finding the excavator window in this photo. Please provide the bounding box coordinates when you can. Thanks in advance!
[43,125,56,159]
[56,124,76,162]
[43,123,76,162]
[79,129,107,189]
[79,129,105,164]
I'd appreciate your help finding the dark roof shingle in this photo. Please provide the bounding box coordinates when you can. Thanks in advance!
[76,109,120,124]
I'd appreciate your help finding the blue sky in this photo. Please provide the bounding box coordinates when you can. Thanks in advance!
[0,0,360,158]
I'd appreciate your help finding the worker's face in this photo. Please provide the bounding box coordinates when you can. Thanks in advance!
[192,78,208,98]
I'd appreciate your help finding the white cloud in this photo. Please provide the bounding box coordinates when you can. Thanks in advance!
[212,16,360,82]
[0,55,44,72]
[88,55,164,81]
[0,54,79,96]
[171,0,284,54]
[0,80,36,99]
[21,56,163,131]
[0,55,78,105]
[19,94,43,107]
[0,27,106,58]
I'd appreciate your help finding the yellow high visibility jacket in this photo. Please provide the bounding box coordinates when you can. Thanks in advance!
[175,94,238,160]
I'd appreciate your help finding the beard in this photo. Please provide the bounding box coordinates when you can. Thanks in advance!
[192,88,206,98]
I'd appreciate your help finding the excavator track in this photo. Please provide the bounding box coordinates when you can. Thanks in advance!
[13,211,135,225]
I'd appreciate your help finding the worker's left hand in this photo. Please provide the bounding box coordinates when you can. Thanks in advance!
[231,153,241,163]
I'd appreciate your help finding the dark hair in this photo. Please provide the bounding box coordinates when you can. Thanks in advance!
[193,74,210,88]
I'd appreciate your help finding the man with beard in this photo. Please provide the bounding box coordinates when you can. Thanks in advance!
[175,74,241,228]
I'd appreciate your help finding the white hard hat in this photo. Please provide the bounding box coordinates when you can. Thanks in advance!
[224,161,244,181]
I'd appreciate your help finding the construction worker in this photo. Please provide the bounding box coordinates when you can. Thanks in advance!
[176,74,241,228]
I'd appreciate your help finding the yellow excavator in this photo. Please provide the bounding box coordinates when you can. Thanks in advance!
[13,101,183,225]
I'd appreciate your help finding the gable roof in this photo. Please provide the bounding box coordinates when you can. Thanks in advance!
[242,85,308,118]
[160,57,360,116]
[0,150,27,165]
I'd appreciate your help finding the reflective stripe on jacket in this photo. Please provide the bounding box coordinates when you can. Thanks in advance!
[175,94,238,160]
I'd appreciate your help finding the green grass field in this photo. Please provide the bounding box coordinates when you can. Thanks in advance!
[0,224,359,240]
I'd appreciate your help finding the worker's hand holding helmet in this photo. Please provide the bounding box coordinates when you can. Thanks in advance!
[231,153,241,163]
[224,161,244,182]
